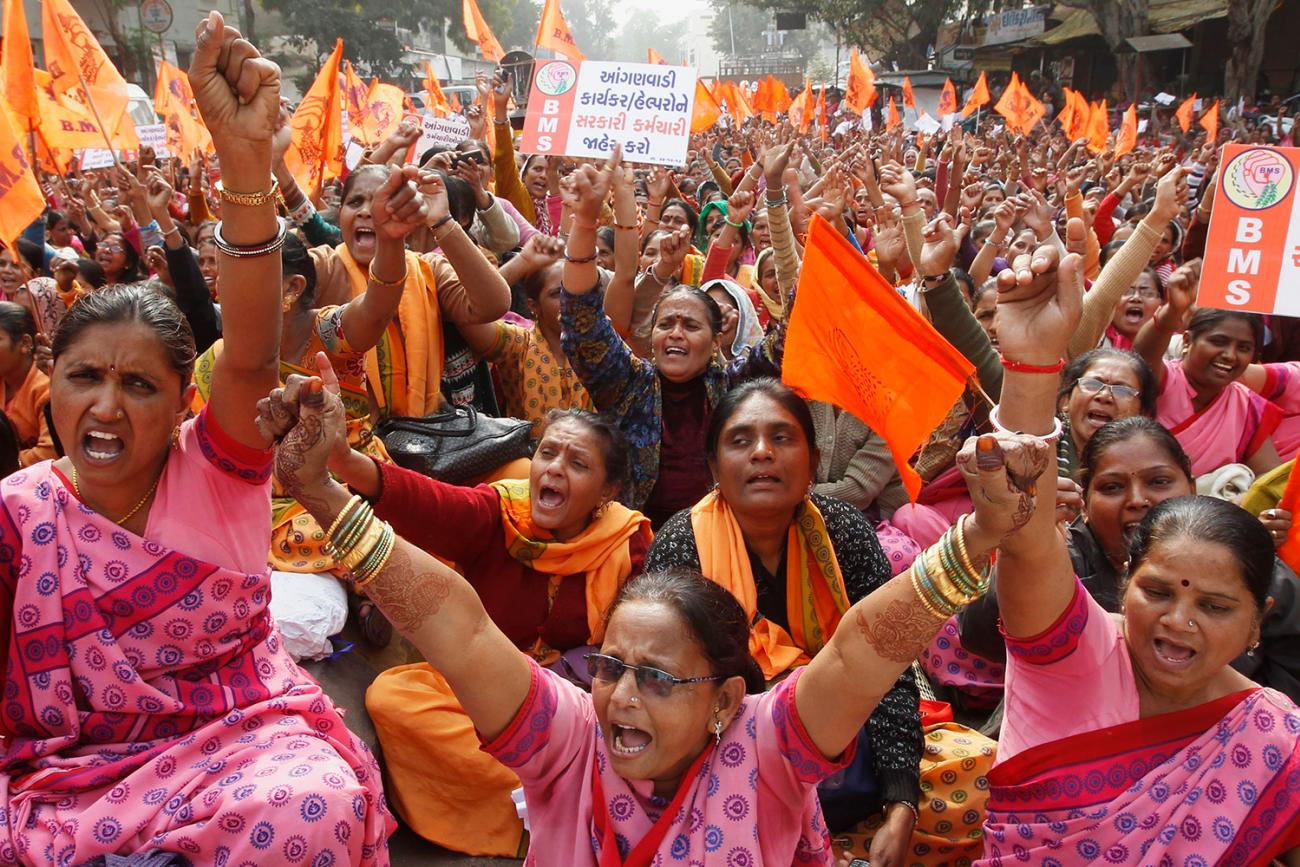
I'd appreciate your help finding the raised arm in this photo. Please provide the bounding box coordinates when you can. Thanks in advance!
[1133,259,1200,392]
[415,172,511,324]
[189,11,283,448]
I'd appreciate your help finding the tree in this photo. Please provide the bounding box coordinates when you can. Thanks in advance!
[1224,0,1275,103]
[707,1,824,65]
[1055,0,1149,101]
[616,13,690,65]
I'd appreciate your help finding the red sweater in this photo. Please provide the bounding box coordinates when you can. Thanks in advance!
[373,462,650,651]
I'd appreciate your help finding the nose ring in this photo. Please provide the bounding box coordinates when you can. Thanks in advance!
[1187,619,1196,630]
[628,695,639,704]
[115,410,124,420]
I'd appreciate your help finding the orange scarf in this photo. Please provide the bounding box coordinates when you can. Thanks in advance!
[490,479,651,643]
[337,245,444,417]
[690,490,850,680]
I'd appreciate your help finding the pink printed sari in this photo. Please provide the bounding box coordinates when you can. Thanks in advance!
[981,687,1300,865]
[0,409,391,866]
[1158,359,1282,477]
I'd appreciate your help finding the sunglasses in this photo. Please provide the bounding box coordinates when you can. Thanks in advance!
[1077,377,1140,401]
[584,653,724,699]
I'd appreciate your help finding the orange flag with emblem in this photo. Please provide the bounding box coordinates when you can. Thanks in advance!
[363,81,405,145]
[536,0,584,61]
[994,73,1045,135]
[937,77,957,116]
[342,60,372,145]
[783,215,975,500]
[463,0,505,63]
[886,95,901,130]
[691,79,721,133]
[36,70,102,151]
[154,60,211,160]
[42,0,131,146]
[961,71,990,118]
[285,39,344,194]
[2,0,37,133]
[1086,99,1110,154]
[1200,99,1220,143]
[902,76,916,110]
[1057,87,1076,135]
[1115,104,1138,157]
[647,48,668,65]
[0,100,46,249]
[844,49,876,113]
[1175,94,1197,133]
[1067,89,1090,140]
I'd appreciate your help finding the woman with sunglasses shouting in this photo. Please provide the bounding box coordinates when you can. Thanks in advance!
[266,341,1045,865]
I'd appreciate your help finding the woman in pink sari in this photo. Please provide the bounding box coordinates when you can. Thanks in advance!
[0,16,394,865]
[978,234,1300,865]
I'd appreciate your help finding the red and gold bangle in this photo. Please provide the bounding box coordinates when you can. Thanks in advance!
[614,220,640,231]
[999,355,1065,375]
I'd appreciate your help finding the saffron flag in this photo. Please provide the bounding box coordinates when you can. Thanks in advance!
[42,0,130,143]
[753,77,773,117]
[844,49,876,113]
[1067,89,1090,141]
[0,100,46,249]
[790,81,813,133]
[1086,99,1109,154]
[342,60,372,145]
[1056,87,1077,136]
[1276,449,1300,573]
[463,0,505,63]
[782,215,975,500]
[363,81,405,145]
[961,71,990,118]
[719,80,752,123]
[1115,103,1138,157]
[902,76,915,110]
[154,60,211,159]
[937,77,957,117]
[1,0,37,133]
[815,84,827,139]
[536,0,584,61]
[690,79,721,133]
[994,73,1045,135]
[647,48,668,65]
[1200,99,1220,143]
[284,39,344,194]
[886,95,901,130]
[36,69,105,152]
[769,77,792,114]
[1175,94,1197,133]
[423,61,451,117]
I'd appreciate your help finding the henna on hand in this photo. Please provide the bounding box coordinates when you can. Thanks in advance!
[855,597,943,664]
[359,544,451,636]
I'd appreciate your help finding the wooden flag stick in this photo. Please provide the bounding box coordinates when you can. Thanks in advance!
[75,70,125,171]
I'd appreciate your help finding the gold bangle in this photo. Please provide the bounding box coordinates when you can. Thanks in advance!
[341,516,385,572]
[908,565,947,620]
[924,547,968,609]
[367,265,407,289]
[324,495,363,542]
[352,522,395,589]
[215,177,280,208]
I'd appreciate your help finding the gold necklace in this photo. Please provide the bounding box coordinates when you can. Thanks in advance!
[70,465,161,524]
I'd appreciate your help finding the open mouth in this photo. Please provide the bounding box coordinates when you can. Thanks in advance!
[1153,637,1196,666]
[352,227,376,254]
[661,346,688,359]
[535,484,565,510]
[747,473,781,487]
[1210,360,1236,378]
[82,430,125,464]
[610,724,652,756]
[1084,409,1114,428]
[1122,303,1145,325]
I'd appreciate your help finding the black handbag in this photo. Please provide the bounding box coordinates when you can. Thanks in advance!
[374,405,534,485]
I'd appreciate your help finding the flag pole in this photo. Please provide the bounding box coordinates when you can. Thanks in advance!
[75,71,125,171]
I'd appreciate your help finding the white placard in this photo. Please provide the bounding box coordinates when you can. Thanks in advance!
[416,114,472,156]
[135,123,172,159]
[79,149,116,170]
[914,113,941,135]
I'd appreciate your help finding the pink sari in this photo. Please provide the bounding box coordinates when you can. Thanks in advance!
[1157,359,1281,477]
[1261,361,1300,456]
[0,408,391,866]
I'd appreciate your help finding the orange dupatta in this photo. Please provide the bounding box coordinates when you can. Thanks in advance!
[490,479,651,644]
[337,245,445,417]
[690,490,850,680]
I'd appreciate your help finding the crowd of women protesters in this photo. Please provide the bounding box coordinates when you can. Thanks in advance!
[0,14,1298,867]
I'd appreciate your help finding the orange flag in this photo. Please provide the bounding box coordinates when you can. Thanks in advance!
[1067,89,1090,140]
[423,61,451,117]
[1275,451,1300,573]
[960,71,990,118]
[937,78,958,116]
[42,0,130,144]
[815,84,827,139]
[886,95,901,130]
[0,101,46,249]
[285,39,344,194]
[1056,87,1076,135]
[844,49,876,113]
[902,76,916,110]
[994,73,1045,135]
[463,0,505,63]
[342,60,372,145]
[720,80,752,123]
[753,77,773,118]
[647,48,668,65]
[1086,99,1110,154]
[690,79,721,133]
[1175,94,1197,133]
[1200,99,1220,143]
[790,81,813,133]
[35,69,102,151]
[536,0,584,61]
[363,81,405,145]
[154,60,211,159]
[2,0,37,133]
[1115,104,1138,157]
[782,215,975,500]
[769,77,792,114]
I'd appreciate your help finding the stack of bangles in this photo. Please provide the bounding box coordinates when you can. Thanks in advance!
[910,515,993,619]
[324,495,397,589]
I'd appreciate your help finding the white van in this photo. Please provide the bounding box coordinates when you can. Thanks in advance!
[127,83,160,128]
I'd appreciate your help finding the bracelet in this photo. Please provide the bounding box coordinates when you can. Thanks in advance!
[885,801,920,824]
[565,251,597,264]
[921,271,949,284]
[211,217,287,259]
[286,197,317,226]
[325,498,371,561]
[647,199,664,208]
[897,198,918,209]
[493,118,511,127]
[573,219,599,231]
[341,515,386,572]
[162,224,181,238]
[323,495,363,542]
[987,405,1063,443]
[428,214,454,233]
[215,177,279,208]
[724,216,746,229]
[367,264,407,288]
[999,355,1064,374]
[351,521,395,588]
[764,195,787,208]
[614,221,640,231]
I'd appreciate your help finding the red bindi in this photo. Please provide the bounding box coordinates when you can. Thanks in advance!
[1181,580,1190,587]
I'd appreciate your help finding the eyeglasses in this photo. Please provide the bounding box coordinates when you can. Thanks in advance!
[1121,286,1161,301]
[1077,378,1140,401]
[584,653,724,698]
[101,244,125,254]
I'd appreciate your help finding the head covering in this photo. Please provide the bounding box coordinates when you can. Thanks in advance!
[751,247,782,321]
[697,199,741,249]
[702,278,764,358]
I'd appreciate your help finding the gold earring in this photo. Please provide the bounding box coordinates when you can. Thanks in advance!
[171,425,180,448]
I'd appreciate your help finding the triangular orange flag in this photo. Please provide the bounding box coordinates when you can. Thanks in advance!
[1175,94,1197,133]
[536,0,584,61]
[424,61,451,117]
[961,72,990,118]
[720,80,753,123]
[937,78,957,116]
[647,48,668,65]
[42,0,131,144]
[902,76,916,110]
[1200,99,1220,143]
[1067,89,1090,140]
[782,215,975,500]
[815,84,827,140]
[154,60,211,160]
[886,95,901,130]
[1115,104,1138,157]
[342,60,372,145]
[0,102,46,249]
[1056,87,1077,136]
[1086,99,1110,154]
[463,0,505,63]
[995,73,1045,135]
[845,49,876,114]
[691,79,721,133]
[2,0,38,133]
[284,39,345,194]
[363,81,405,146]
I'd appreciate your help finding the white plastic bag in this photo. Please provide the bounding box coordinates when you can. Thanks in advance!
[268,571,348,661]
[511,787,530,831]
